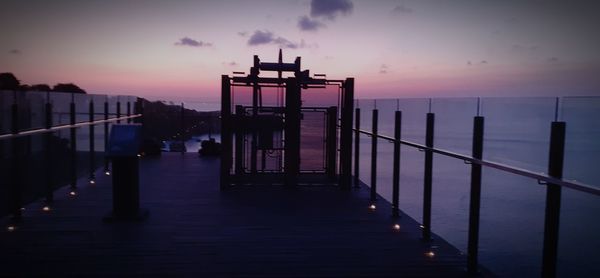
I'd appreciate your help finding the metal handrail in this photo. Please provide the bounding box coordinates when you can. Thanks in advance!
[354,128,600,196]
[0,114,142,141]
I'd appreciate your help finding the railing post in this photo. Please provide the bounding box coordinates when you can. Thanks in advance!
[541,121,566,278]
[354,108,360,188]
[392,111,402,217]
[220,75,232,190]
[70,97,77,192]
[9,99,22,220]
[116,100,121,123]
[467,116,484,274]
[89,100,95,183]
[104,100,110,175]
[422,112,435,241]
[127,101,131,123]
[44,96,54,204]
[370,109,378,202]
[180,103,185,155]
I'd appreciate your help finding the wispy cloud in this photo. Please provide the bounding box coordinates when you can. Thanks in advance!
[298,16,325,31]
[310,0,353,20]
[174,37,213,48]
[379,64,389,74]
[391,5,413,15]
[8,49,20,55]
[247,30,314,49]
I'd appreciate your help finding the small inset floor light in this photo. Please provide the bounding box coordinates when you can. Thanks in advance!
[369,204,376,211]
[42,206,51,212]
[7,225,16,232]
[20,207,25,211]
[393,224,401,231]
[89,179,96,185]
[69,191,77,196]
[425,251,435,258]
[105,171,111,176]
[137,154,142,157]
[419,225,425,229]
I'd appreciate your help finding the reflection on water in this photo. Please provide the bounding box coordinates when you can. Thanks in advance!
[163,134,221,153]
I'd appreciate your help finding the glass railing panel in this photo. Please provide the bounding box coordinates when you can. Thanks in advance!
[557,188,600,276]
[479,168,546,277]
[0,90,14,134]
[21,91,47,131]
[431,97,478,154]
[561,96,600,187]
[480,97,557,173]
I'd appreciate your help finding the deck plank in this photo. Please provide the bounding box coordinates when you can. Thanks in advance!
[0,153,487,277]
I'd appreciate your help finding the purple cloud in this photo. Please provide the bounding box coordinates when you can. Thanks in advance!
[298,16,325,31]
[174,37,213,48]
[247,30,308,49]
[310,0,353,20]
[391,5,413,14]
[379,64,389,74]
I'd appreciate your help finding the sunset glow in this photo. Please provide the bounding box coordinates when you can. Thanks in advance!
[2,0,599,100]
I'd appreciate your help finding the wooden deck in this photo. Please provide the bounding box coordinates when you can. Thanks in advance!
[0,153,488,277]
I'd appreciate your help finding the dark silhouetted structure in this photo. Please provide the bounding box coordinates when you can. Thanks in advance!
[220,50,354,189]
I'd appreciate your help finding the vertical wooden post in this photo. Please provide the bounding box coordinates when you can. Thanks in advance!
[392,111,402,217]
[326,106,338,179]
[541,121,566,278]
[127,101,131,123]
[220,75,232,190]
[353,108,360,188]
[467,116,484,274]
[284,78,300,187]
[235,105,245,176]
[370,109,378,202]
[422,112,435,240]
[70,97,77,192]
[44,95,54,204]
[9,98,22,220]
[103,100,109,174]
[339,78,354,190]
[89,100,95,183]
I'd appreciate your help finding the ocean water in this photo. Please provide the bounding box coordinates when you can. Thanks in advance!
[356,97,600,277]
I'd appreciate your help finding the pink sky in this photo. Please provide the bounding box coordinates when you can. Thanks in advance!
[2,0,600,101]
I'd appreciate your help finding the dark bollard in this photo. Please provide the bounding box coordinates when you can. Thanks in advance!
[104,124,148,222]
[422,112,434,241]
[541,121,566,278]
[392,111,402,218]
[370,109,378,202]
[467,116,484,274]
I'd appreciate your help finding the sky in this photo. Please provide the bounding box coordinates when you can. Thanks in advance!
[2,0,600,101]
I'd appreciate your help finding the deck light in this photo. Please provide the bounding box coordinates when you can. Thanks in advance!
[137,154,142,157]
[105,171,111,176]
[7,226,16,232]
[393,224,401,231]
[89,180,96,185]
[69,191,77,196]
[419,225,425,229]
[42,206,51,212]
[425,251,435,258]
[369,204,376,210]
